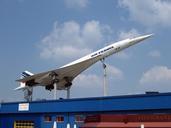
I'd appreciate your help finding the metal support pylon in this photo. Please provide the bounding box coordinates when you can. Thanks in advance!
[53,82,57,100]
[50,72,58,100]
[24,87,33,102]
[101,58,107,96]
[66,87,70,99]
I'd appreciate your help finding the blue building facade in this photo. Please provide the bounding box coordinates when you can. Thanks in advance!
[0,92,171,128]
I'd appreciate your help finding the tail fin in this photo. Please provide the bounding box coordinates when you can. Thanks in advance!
[15,71,34,90]
[21,70,34,78]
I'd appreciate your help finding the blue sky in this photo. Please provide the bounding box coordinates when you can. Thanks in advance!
[0,0,171,101]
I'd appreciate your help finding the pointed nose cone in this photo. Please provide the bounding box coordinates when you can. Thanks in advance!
[137,34,153,41]
[127,34,153,46]
[131,34,153,44]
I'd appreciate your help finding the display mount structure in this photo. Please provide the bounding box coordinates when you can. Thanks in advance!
[23,87,33,102]
[101,58,108,97]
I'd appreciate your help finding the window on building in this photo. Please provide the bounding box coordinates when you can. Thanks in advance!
[44,115,52,122]
[75,115,85,123]
[56,116,64,122]
[14,120,34,128]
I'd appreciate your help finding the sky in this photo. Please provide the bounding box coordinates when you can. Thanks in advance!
[0,0,171,102]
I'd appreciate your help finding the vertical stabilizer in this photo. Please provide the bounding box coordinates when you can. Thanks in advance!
[15,71,34,90]
[15,71,34,101]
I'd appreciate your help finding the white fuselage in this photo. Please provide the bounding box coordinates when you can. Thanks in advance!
[16,34,153,91]
[62,34,152,68]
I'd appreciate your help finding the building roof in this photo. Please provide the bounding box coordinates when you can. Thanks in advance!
[1,92,171,114]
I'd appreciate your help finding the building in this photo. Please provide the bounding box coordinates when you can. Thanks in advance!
[81,114,171,128]
[0,92,171,128]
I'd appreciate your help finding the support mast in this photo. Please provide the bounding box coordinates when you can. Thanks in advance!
[101,58,107,96]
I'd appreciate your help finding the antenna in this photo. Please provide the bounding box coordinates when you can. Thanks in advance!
[101,58,108,96]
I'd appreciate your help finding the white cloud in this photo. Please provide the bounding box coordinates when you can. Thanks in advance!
[71,66,123,97]
[72,64,123,88]
[114,52,131,60]
[71,74,103,97]
[107,64,123,80]
[74,74,102,87]
[65,0,89,8]
[118,28,140,40]
[114,28,140,60]
[140,66,171,84]
[148,50,161,58]
[119,0,171,27]
[73,65,123,88]
[39,20,112,62]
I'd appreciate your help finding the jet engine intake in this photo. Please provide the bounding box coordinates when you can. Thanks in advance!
[64,82,72,88]
[45,84,54,91]
[25,79,37,86]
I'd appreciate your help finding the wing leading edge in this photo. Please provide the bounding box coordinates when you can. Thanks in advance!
[16,54,102,90]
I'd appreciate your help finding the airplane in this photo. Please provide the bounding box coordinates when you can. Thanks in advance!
[16,34,153,99]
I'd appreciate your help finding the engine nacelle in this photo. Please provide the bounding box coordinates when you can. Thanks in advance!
[64,82,72,88]
[25,79,37,87]
[45,84,54,91]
